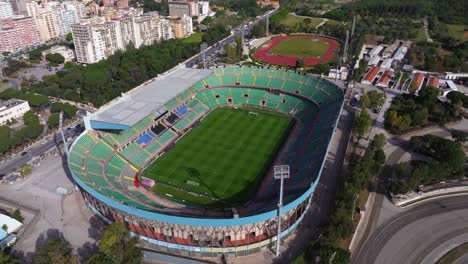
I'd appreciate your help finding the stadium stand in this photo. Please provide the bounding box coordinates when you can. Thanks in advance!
[68,66,343,257]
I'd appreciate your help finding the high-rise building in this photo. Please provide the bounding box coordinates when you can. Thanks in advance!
[0,2,14,18]
[169,1,198,17]
[134,11,161,47]
[198,1,209,16]
[72,16,136,63]
[72,10,193,63]
[0,16,42,52]
[36,11,60,41]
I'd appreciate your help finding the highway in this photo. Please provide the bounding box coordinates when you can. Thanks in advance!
[352,127,468,264]
[352,195,468,264]
[185,8,278,68]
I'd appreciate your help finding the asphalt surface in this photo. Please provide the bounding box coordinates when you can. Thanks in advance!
[352,195,468,264]
[0,124,82,175]
[352,128,468,264]
[185,8,279,68]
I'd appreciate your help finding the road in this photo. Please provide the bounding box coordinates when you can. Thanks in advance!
[185,8,279,68]
[0,124,82,175]
[352,195,468,264]
[351,125,468,264]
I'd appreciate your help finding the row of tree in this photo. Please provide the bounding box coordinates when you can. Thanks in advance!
[299,134,387,263]
[0,111,43,155]
[0,89,49,108]
[0,222,142,264]
[387,134,466,194]
[27,39,199,107]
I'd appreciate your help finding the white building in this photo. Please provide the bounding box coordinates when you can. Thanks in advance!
[198,1,209,15]
[42,45,75,61]
[380,58,393,69]
[367,56,380,67]
[0,1,14,19]
[393,46,407,61]
[0,99,30,125]
[369,45,383,57]
[328,67,348,81]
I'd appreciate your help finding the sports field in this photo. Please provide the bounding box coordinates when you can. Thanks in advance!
[269,37,330,58]
[143,107,293,207]
[252,35,339,67]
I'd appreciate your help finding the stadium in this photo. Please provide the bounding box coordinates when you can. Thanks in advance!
[68,65,344,258]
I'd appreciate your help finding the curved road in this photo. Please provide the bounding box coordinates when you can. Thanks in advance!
[352,195,468,264]
[352,127,468,264]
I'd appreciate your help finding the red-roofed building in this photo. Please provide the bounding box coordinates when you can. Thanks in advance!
[411,72,425,92]
[376,69,394,88]
[362,66,381,85]
[426,76,439,88]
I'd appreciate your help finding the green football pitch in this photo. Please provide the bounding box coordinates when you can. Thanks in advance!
[269,38,330,58]
[142,107,293,207]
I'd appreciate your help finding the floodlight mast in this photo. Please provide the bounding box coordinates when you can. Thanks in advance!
[274,165,290,257]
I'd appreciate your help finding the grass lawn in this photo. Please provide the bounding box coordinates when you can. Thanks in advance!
[269,38,330,58]
[415,28,428,42]
[182,32,204,44]
[446,24,467,42]
[143,107,292,207]
[280,14,323,28]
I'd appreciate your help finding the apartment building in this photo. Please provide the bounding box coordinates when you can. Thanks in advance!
[169,14,192,38]
[0,1,14,19]
[27,0,83,42]
[0,16,42,52]
[0,99,30,125]
[134,11,161,47]
[169,0,198,17]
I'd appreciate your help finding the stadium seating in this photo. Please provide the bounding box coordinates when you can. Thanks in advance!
[88,141,113,160]
[175,105,189,116]
[68,66,343,213]
[119,142,143,160]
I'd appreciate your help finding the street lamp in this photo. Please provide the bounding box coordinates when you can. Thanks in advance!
[274,164,290,257]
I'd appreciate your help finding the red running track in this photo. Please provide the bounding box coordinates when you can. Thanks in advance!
[252,35,338,67]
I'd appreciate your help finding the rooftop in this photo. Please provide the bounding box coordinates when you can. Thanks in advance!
[88,66,212,127]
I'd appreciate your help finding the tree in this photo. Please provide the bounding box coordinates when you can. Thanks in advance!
[417,86,439,107]
[65,32,73,41]
[411,107,428,126]
[33,237,78,264]
[48,113,59,128]
[367,90,385,108]
[251,22,266,38]
[372,133,386,150]
[446,91,468,108]
[319,246,351,264]
[45,53,65,64]
[295,57,305,69]
[0,251,22,264]
[235,37,243,57]
[224,44,237,63]
[1,224,7,232]
[92,222,142,264]
[359,93,371,109]
[409,80,419,94]
[20,164,31,177]
[450,129,468,143]
[355,109,372,137]
[12,209,23,223]
[50,102,78,119]
[28,49,43,61]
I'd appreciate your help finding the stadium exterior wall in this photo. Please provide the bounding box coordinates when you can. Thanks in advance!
[68,95,345,256]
